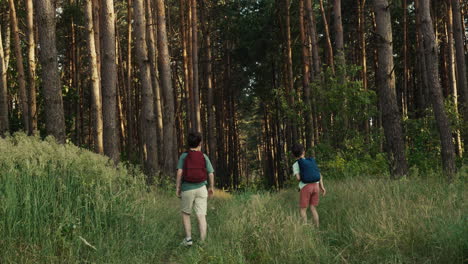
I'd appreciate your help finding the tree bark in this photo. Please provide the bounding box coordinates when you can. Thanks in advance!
[191,0,201,132]
[126,0,135,160]
[156,0,177,175]
[374,0,409,179]
[35,0,66,143]
[100,0,120,162]
[0,26,8,135]
[26,0,37,135]
[300,0,314,150]
[451,0,468,136]
[200,1,216,163]
[85,0,104,154]
[305,0,321,79]
[9,0,29,133]
[446,0,463,157]
[319,0,334,72]
[134,0,159,180]
[420,0,456,179]
[145,0,164,163]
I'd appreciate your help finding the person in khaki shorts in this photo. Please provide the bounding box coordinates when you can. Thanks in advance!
[176,132,214,246]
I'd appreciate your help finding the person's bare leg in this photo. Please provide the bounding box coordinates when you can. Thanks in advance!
[310,206,319,227]
[300,208,308,223]
[197,214,207,241]
[182,212,192,238]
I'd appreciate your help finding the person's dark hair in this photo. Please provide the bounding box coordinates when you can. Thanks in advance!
[292,143,305,158]
[188,131,202,148]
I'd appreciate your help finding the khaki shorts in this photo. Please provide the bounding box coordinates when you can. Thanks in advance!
[181,186,208,215]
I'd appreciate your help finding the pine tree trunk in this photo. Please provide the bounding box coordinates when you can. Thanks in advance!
[156,0,177,175]
[85,0,104,154]
[145,0,164,163]
[126,0,135,160]
[374,0,409,179]
[319,0,334,72]
[447,0,463,157]
[9,0,29,133]
[26,0,37,135]
[100,0,120,162]
[191,0,201,132]
[451,0,468,140]
[35,0,66,143]
[299,0,314,150]
[334,0,345,68]
[134,0,159,180]
[420,0,456,179]
[0,26,8,135]
[305,0,321,80]
[200,1,216,164]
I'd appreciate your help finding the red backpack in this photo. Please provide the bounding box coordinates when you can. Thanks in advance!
[183,151,207,183]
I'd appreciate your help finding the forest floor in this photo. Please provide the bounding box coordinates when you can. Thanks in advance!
[0,135,466,263]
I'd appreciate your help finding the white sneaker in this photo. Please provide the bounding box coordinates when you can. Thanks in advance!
[181,237,193,246]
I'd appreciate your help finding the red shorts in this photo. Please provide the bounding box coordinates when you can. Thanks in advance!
[299,183,319,208]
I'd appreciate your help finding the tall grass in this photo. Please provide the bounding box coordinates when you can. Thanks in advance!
[0,134,466,263]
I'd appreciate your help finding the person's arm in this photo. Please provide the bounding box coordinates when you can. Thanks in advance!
[295,173,301,181]
[319,174,326,196]
[208,172,214,198]
[176,169,183,197]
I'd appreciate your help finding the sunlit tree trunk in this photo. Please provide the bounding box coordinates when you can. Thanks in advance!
[26,0,37,135]
[35,0,66,143]
[100,0,120,162]
[420,0,456,179]
[451,0,468,146]
[446,0,463,157]
[191,0,201,132]
[0,26,8,135]
[126,0,135,160]
[9,0,29,133]
[156,0,177,175]
[374,0,408,179]
[85,0,104,154]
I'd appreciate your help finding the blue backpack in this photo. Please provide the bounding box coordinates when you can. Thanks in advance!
[297,158,321,183]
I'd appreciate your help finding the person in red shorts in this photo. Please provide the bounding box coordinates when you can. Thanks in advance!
[292,143,326,227]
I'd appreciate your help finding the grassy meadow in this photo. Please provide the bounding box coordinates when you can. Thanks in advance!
[0,134,466,263]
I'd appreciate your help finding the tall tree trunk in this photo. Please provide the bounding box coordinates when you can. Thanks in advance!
[26,0,37,135]
[420,0,456,179]
[447,0,463,157]
[285,0,297,144]
[334,0,345,68]
[134,0,159,180]
[374,0,409,179]
[191,0,201,132]
[85,0,104,154]
[415,0,429,112]
[126,0,135,160]
[305,0,321,79]
[319,0,334,72]
[358,0,369,139]
[100,0,120,162]
[300,0,314,150]
[35,0,66,143]
[156,0,177,175]
[451,0,468,138]
[146,0,164,163]
[0,26,8,135]
[200,1,216,163]
[402,0,408,118]
[9,0,29,133]
[180,0,191,134]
